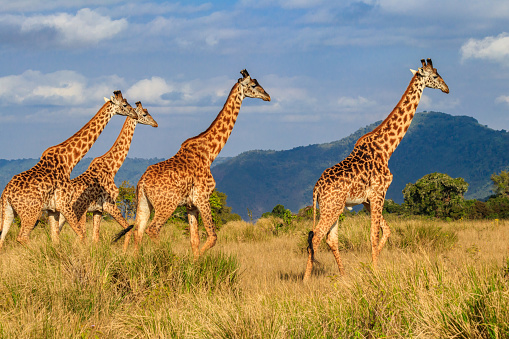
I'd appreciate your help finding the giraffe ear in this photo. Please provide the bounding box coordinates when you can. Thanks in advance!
[104,97,111,103]
[410,69,417,75]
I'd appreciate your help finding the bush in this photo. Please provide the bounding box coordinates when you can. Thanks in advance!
[402,172,469,219]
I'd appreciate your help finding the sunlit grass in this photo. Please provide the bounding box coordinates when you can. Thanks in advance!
[0,216,508,337]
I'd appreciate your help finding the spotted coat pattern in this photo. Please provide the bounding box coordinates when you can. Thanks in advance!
[52,102,157,246]
[125,70,270,257]
[0,91,137,249]
[303,59,449,280]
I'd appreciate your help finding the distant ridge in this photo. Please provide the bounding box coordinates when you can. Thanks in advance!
[1,112,507,220]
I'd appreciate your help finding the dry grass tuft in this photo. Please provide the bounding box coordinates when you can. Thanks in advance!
[0,216,508,337]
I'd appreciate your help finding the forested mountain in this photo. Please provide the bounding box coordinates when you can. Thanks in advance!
[211,112,509,219]
[1,112,508,220]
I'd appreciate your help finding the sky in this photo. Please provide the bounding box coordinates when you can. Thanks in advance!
[0,0,508,160]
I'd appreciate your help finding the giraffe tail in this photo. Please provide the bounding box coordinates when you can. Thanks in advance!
[307,187,319,262]
[112,225,134,243]
[307,230,314,261]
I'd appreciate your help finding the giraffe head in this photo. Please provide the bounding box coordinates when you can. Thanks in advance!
[104,90,138,119]
[411,59,449,94]
[134,101,158,127]
[238,69,271,101]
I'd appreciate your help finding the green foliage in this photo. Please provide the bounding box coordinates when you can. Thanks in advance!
[491,170,509,197]
[169,190,240,229]
[214,190,242,224]
[485,196,509,219]
[296,206,317,220]
[116,180,136,220]
[383,199,408,215]
[262,204,295,226]
[403,172,469,219]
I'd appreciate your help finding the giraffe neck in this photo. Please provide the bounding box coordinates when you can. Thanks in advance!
[40,101,116,177]
[87,116,137,177]
[182,83,244,164]
[357,74,425,158]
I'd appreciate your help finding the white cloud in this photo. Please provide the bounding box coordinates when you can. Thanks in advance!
[461,32,509,64]
[337,95,376,111]
[115,2,212,17]
[143,11,243,50]
[0,70,125,107]
[126,77,175,106]
[239,0,325,9]
[126,75,236,108]
[496,95,509,105]
[0,8,127,48]
[378,0,509,19]
[0,0,123,13]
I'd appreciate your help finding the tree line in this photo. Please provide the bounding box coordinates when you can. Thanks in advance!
[114,170,509,227]
[262,170,509,222]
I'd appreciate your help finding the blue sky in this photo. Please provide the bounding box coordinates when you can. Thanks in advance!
[0,0,508,160]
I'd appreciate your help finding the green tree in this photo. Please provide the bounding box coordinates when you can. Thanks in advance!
[491,170,509,197]
[116,180,137,221]
[262,204,295,226]
[214,191,242,224]
[172,190,240,228]
[383,199,407,215]
[402,172,469,219]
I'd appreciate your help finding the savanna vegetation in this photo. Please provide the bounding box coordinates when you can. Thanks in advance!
[2,168,509,337]
[1,211,509,337]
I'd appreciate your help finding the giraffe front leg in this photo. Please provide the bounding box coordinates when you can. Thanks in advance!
[194,198,217,257]
[60,206,85,243]
[48,211,61,244]
[377,215,391,254]
[91,211,102,243]
[187,206,200,259]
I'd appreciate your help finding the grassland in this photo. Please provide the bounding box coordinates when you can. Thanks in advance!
[0,215,508,338]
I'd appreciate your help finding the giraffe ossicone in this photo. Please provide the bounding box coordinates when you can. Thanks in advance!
[303,58,449,281]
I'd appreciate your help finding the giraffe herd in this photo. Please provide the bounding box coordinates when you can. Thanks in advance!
[0,60,449,281]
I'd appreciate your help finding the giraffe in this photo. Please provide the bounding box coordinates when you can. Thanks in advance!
[303,59,449,281]
[113,69,271,257]
[0,91,137,249]
[51,101,158,247]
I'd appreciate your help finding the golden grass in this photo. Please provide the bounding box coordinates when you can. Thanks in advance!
[0,216,508,338]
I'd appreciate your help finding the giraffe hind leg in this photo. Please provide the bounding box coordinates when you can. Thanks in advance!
[0,198,15,249]
[187,206,201,259]
[303,204,344,280]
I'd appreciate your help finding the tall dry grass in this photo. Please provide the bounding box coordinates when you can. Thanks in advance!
[0,215,508,338]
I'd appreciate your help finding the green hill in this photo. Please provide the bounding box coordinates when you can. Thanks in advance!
[211,112,509,219]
